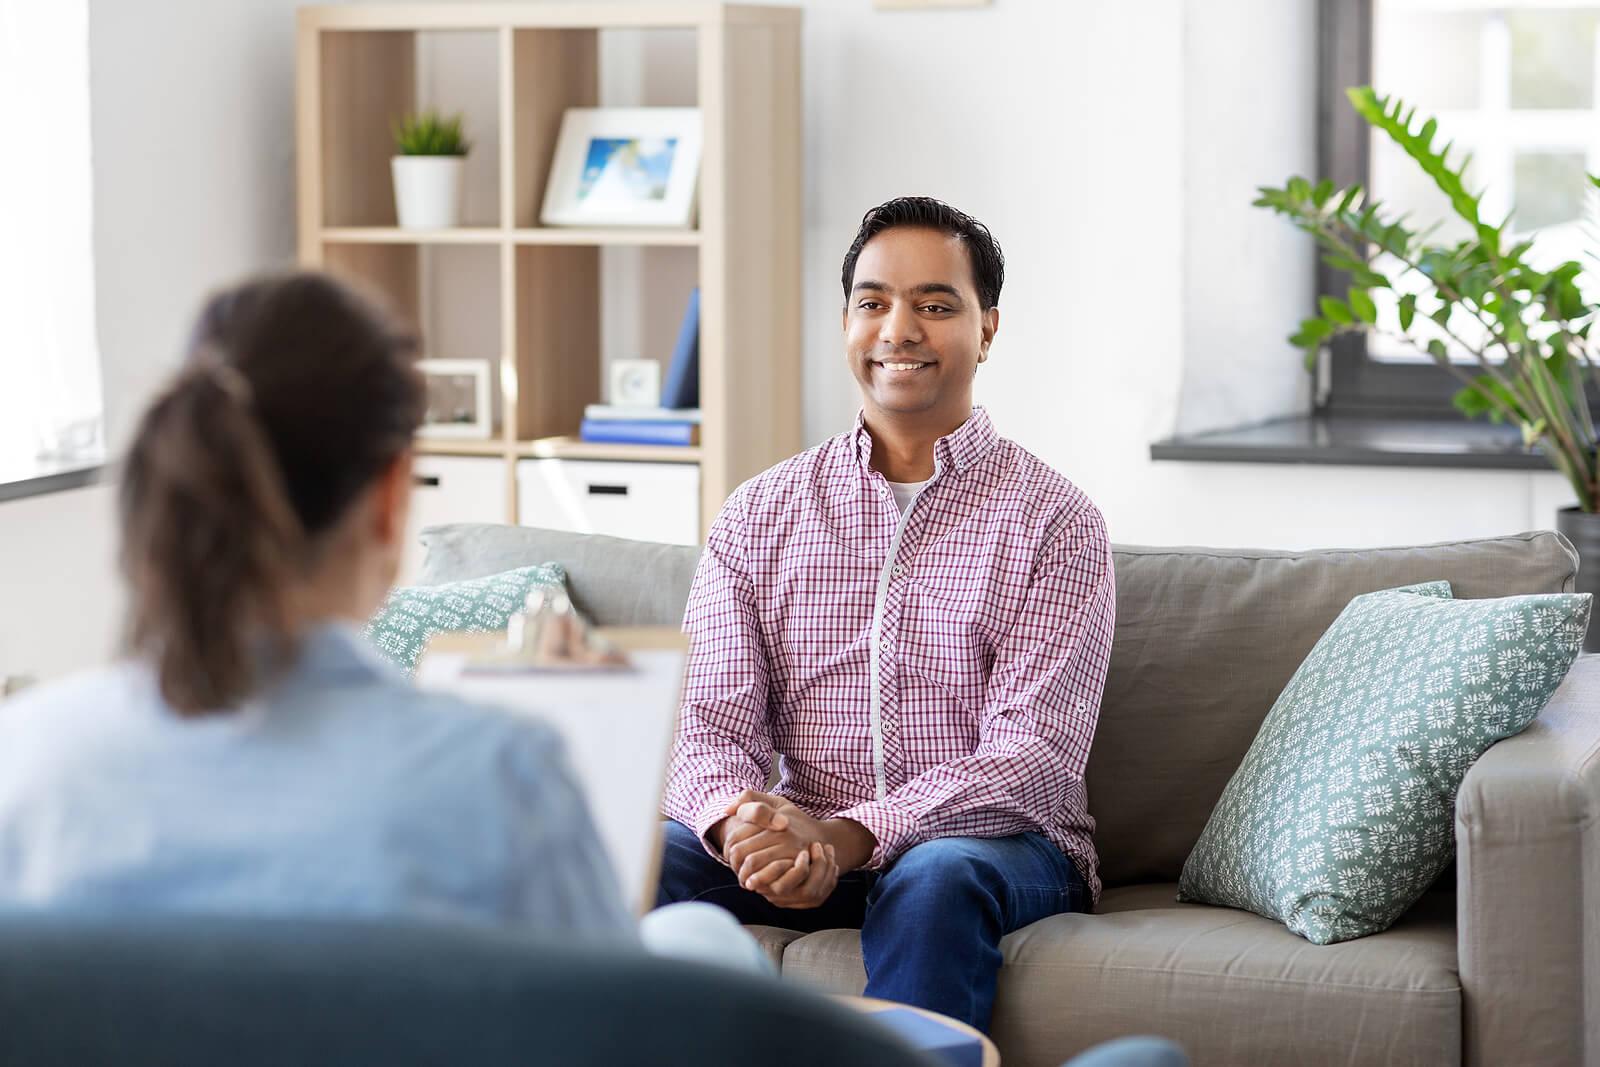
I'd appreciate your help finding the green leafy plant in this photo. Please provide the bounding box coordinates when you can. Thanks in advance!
[391,110,471,156]
[1257,86,1600,509]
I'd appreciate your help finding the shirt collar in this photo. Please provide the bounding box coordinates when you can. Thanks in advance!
[850,406,998,478]
[274,621,398,691]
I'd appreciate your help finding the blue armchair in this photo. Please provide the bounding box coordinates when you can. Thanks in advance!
[0,914,935,1066]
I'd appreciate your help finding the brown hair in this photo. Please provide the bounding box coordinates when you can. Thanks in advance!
[119,271,424,714]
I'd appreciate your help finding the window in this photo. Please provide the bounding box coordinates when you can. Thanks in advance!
[0,0,102,482]
[1319,0,1600,414]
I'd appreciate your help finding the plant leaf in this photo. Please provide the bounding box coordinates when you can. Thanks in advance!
[1289,317,1335,349]
[1398,293,1417,331]
[1348,288,1377,323]
[1347,87,1482,227]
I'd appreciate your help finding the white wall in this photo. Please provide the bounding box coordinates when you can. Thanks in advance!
[782,0,1572,544]
[1,0,1577,680]
[794,0,1198,543]
[90,0,304,452]
[1177,0,1316,436]
[0,485,120,682]
[1,0,307,681]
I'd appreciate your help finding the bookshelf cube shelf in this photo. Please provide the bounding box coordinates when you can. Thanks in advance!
[296,3,802,541]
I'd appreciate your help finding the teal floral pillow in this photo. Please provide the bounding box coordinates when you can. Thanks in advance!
[1178,580,1590,945]
[364,564,567,675]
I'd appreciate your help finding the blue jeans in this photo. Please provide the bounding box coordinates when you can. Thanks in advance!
[656,819,1089,1032]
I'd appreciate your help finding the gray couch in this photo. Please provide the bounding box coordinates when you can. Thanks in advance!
[420,524,1600,1067]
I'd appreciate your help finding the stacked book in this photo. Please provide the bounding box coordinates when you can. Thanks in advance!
[579,405,702,447]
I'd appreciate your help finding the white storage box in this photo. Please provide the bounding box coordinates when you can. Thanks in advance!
[517,459,700,546]
[404,455,507,583]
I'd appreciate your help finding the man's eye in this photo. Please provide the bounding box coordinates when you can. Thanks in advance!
[857,301,883,311]
[920,305,951,314]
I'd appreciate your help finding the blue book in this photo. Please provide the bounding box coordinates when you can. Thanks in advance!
[579,418,699,447]
[660,287,700,410]
[865,1007,984,1067]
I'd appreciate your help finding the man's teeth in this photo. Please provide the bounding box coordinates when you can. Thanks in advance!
[882,362,926,370]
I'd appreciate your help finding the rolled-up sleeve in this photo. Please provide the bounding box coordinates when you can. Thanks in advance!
[660,489,775,858]
[837,504,1115,870]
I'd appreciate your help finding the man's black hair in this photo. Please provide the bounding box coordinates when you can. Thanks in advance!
[840,196,1005,311]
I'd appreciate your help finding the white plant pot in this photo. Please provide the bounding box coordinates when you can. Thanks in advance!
[392,156,465,229]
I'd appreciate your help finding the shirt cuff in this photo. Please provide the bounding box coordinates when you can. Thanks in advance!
[691,795,743,865]
[833,800,919,870]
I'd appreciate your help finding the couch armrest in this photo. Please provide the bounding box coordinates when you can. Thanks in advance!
[1456,654,1600,1067]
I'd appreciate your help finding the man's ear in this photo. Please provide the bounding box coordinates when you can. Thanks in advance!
[371,449,414,545]
[979,307,999,363]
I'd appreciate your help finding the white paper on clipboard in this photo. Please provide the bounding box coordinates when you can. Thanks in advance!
[416,646,685,916]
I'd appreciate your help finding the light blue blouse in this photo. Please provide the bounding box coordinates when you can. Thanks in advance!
[0,623,633,943]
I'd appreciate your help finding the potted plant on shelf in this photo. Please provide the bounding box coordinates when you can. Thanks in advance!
[391,110,471,229]
[1259,86,1600,645]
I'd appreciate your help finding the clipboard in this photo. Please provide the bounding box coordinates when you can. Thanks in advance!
[417,627,686,916]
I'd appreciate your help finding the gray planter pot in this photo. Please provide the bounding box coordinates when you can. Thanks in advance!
[1556,507,1600,653]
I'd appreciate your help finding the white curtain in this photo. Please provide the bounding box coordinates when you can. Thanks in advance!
[0,0,101,480]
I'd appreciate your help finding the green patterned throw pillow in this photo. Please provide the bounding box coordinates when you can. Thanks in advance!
[1178,580,1590,945]
[363,564,567,675]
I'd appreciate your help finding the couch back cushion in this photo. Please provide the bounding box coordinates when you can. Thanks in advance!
[419,524,1577,887]
[1093,531,1577,888]
[417,524,702,627]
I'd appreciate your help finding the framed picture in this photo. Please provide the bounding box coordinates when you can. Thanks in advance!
[540,108,702,228]
[417,359,493,439]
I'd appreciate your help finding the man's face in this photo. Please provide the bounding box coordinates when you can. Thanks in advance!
[843,226,998,427]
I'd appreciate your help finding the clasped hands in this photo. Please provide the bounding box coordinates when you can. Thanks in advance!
[710,790,875,910]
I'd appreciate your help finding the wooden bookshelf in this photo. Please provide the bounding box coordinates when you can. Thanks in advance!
[415,439,511,457]
[295,3,802,540]
[322,227,505,245]
[519,436,704,463]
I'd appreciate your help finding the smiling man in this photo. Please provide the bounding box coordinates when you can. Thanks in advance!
[657,197,1116,1033]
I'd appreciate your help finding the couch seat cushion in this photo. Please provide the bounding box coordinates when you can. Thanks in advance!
[772,883,1460,1067]
[747,925,807,970]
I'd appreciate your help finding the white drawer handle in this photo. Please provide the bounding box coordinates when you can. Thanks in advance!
[587,484,629,496]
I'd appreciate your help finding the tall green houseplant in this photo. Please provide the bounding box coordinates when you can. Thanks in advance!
[1258,86,1600,510]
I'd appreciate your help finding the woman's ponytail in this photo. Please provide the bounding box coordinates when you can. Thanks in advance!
[119,364,302,713]
[118,273,422,715]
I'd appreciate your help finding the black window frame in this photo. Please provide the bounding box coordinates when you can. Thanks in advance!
[1319,0,1463,416]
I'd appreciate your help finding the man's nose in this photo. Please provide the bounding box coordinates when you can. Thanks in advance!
[879,302,923,347]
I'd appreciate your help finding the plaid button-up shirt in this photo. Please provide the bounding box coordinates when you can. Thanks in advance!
[662,407,1116,900]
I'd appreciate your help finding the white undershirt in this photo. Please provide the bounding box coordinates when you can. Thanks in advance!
[886,479,928,515]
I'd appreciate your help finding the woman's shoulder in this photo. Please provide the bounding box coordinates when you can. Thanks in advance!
[389,683,565,755]
[285,624,565,753]
[1,663,152,727]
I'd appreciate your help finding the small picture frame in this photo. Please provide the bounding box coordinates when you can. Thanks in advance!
[417,358,493,439]
[540,108,702,228]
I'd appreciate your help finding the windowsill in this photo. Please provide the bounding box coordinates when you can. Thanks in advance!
[1150,413,1548,471]
[0,456,105,504]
